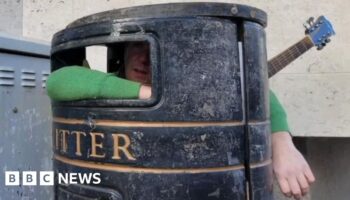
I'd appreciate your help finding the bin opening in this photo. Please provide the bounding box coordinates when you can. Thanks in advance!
[87,41,152,86]
[85,45,108,72]
[52,40,159,105]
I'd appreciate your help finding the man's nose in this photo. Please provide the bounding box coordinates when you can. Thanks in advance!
[140,54,150,68]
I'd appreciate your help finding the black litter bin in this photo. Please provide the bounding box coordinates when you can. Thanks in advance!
[51,2,271,200]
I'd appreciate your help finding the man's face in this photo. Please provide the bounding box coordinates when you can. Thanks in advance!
[125,42,151,85]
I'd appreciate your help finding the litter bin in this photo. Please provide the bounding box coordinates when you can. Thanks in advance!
[51,3,271,200]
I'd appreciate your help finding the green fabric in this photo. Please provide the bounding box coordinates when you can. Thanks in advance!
[46,66,141,101]
[270,90,290,133]
[46,65,290,133]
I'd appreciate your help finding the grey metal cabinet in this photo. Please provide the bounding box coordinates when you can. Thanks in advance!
[0,33,52,199]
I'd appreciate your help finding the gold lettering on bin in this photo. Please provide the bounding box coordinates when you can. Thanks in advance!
[55,129,59,150]
[54,128,136,161]
[60,129,70,153]
[112,134,136,161]
[71,131,86,156]
[89,132,106,158]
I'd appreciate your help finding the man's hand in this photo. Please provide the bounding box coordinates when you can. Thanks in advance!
[272,132,315,199]
[139,85,152,99]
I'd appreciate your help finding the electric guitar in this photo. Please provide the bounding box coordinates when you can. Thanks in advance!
[268,16,335,78]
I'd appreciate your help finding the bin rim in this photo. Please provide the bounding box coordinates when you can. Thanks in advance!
[66,2,267,28]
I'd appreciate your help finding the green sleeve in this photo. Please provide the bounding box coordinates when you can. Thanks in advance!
[270,90,290,133]
[46,66,141,101]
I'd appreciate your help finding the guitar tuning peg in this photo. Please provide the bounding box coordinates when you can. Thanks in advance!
[307,17,315,25]
[317,45,324,50]
[304,23,310,33]
[325,38,331,43]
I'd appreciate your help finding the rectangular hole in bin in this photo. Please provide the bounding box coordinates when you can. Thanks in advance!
[83,41,153,100]
[85,45,108,72]
[51,40,156,105]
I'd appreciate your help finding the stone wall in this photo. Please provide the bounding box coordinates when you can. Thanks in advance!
[0,0,23,35]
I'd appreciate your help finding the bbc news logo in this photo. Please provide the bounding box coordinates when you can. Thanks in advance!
[5,171,101,186]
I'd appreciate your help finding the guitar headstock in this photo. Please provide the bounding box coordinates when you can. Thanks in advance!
[304,16,335,50]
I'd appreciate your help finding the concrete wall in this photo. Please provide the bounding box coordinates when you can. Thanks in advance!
[0,0,23,35]
[17,0,349,137]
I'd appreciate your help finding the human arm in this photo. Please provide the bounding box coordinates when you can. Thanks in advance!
[46,66,151,101]
[270,91,315,199]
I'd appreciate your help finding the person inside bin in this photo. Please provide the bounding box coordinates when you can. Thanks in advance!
[47,41,315,200]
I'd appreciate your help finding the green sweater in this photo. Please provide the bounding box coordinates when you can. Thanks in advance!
[47,66,141,100]
[47,66,289,133]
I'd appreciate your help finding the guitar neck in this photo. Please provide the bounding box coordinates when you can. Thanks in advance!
[268,36,314,78]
